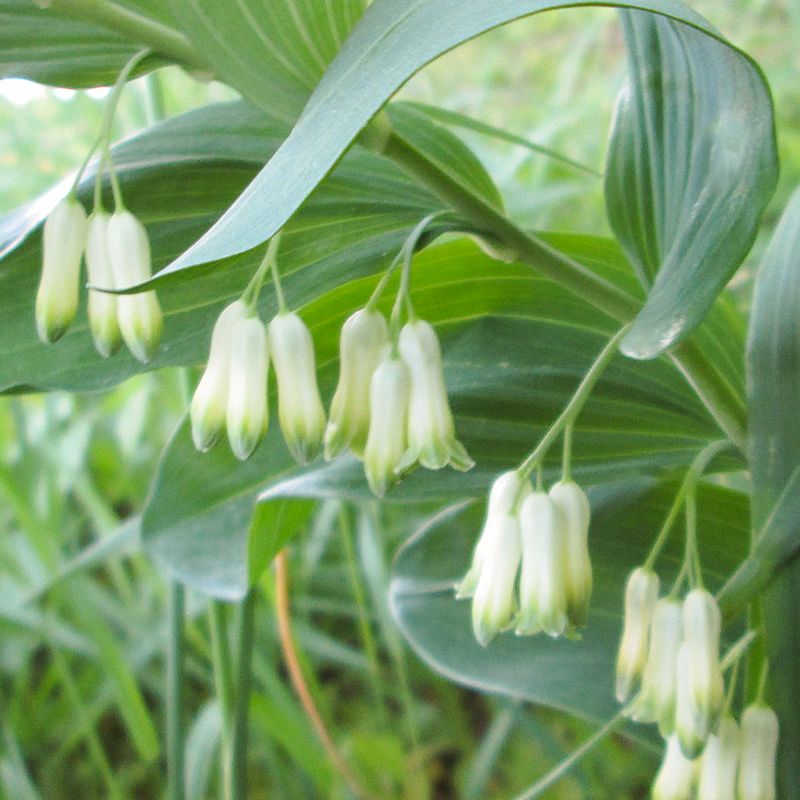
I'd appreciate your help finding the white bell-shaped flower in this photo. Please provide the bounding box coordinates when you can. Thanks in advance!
[471,512,521,647]
[516,490,568,637]
[456,470,532,599]
[190,301,247,452]
[615,566,660,703]
[84,210,121,357]
[675,589,724,756]
[397,319,473,472]
[363,352,411,496]
[324,308,388,460]
[269,311,326,464]
[36,198,87,343]
[737,704,778,800]
[226,315,269,461]
[549,480,592,630]
[697,715,740,800]
[652,735,698,800]
[107,210,163,363]
[628,597,683,736]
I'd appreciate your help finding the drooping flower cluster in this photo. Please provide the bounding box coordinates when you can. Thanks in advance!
[615,565,779,800]
[36,199,162,362]
[190,302,325,464]
[455,470,592,646]
[326,311,473,496]
[651,704,778,800]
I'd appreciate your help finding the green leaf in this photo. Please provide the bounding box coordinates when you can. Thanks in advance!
[746,188,800,795]
[388,480,748,725]
[0,0,167,87]
[0,99,466,391]
[168,0,366,121]
[147,0,773,286]
[607,11,777,359]
[141,234,738,599]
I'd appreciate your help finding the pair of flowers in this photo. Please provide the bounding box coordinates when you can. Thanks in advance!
[653,705,779,800]
[616,571,725,756]
[190,302,325,463]
[327,308,473,496]
[36,198,162,362]
[455,470,592,646]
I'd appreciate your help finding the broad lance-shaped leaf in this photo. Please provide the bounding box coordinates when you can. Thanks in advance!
[0,100,500,392]
[747,188,800,796]
[0,0,172,87]
[608,10,777,359]
[143,0,772,288]
[141,235,739,599]
[388,481,747,725]
[168,0,366,122]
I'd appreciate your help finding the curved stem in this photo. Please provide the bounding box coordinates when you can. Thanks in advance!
[517,323,631,478]
[47,0,208,73]
[231,591,256,800]
[382,130,747,451]
[643,439,733,571]
[242,233,283,313]
[274,550,373,800]
[166,583,186,800]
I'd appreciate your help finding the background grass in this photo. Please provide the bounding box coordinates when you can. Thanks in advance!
[0,3,795,797]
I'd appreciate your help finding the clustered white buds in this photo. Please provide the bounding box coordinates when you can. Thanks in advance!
[325,310,472,496]
[650,704,778,800]
[456,471,593,646]
[190,302,327,464]
[615,566,779,800]
[35,199,163,362]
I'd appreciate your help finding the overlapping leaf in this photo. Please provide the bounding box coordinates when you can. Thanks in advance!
[607,11,777,359]
[389,480,748,725]
[143,0,771,294]
[168,0,366,121]
[141,234,742,598]
[0,99,499,392]
[0,0,169,87]
[746,188,800,791]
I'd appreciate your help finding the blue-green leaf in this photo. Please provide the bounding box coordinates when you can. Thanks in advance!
[608,10,777,358]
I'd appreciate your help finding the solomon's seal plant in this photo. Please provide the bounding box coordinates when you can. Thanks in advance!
[2,0,799,797]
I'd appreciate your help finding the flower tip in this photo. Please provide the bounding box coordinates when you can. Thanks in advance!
[472,618,496,648]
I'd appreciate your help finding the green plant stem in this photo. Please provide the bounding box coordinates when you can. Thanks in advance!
[643,439,732,571]
[517,323,631,478]
[511,709,627,800]
[208,602,235,800]
[47,0,207,72]
[231,591,256,800]
[242,234,283,312]
[167,583,186,800]
[381,130,748,451]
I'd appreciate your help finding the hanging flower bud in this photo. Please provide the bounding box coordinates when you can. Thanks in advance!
[456,470,532,599]
[738,704,778,800]
[84,210,120,357]
[324,308,388,460]
[397,319,473,472]
[652,735,698,800]
[516,490,568,637]
[107,210,163,363]
[35,197,87,343]
[548,480,592,630]
[471,513,521,647]
[269,311,326,464]
[697,715,740,800]
[628,597,682,736]
[226,315,269,461]
[615,566,660,703]
[675,589,724,756]
[363,352,411,496]
[190,301,247,452]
